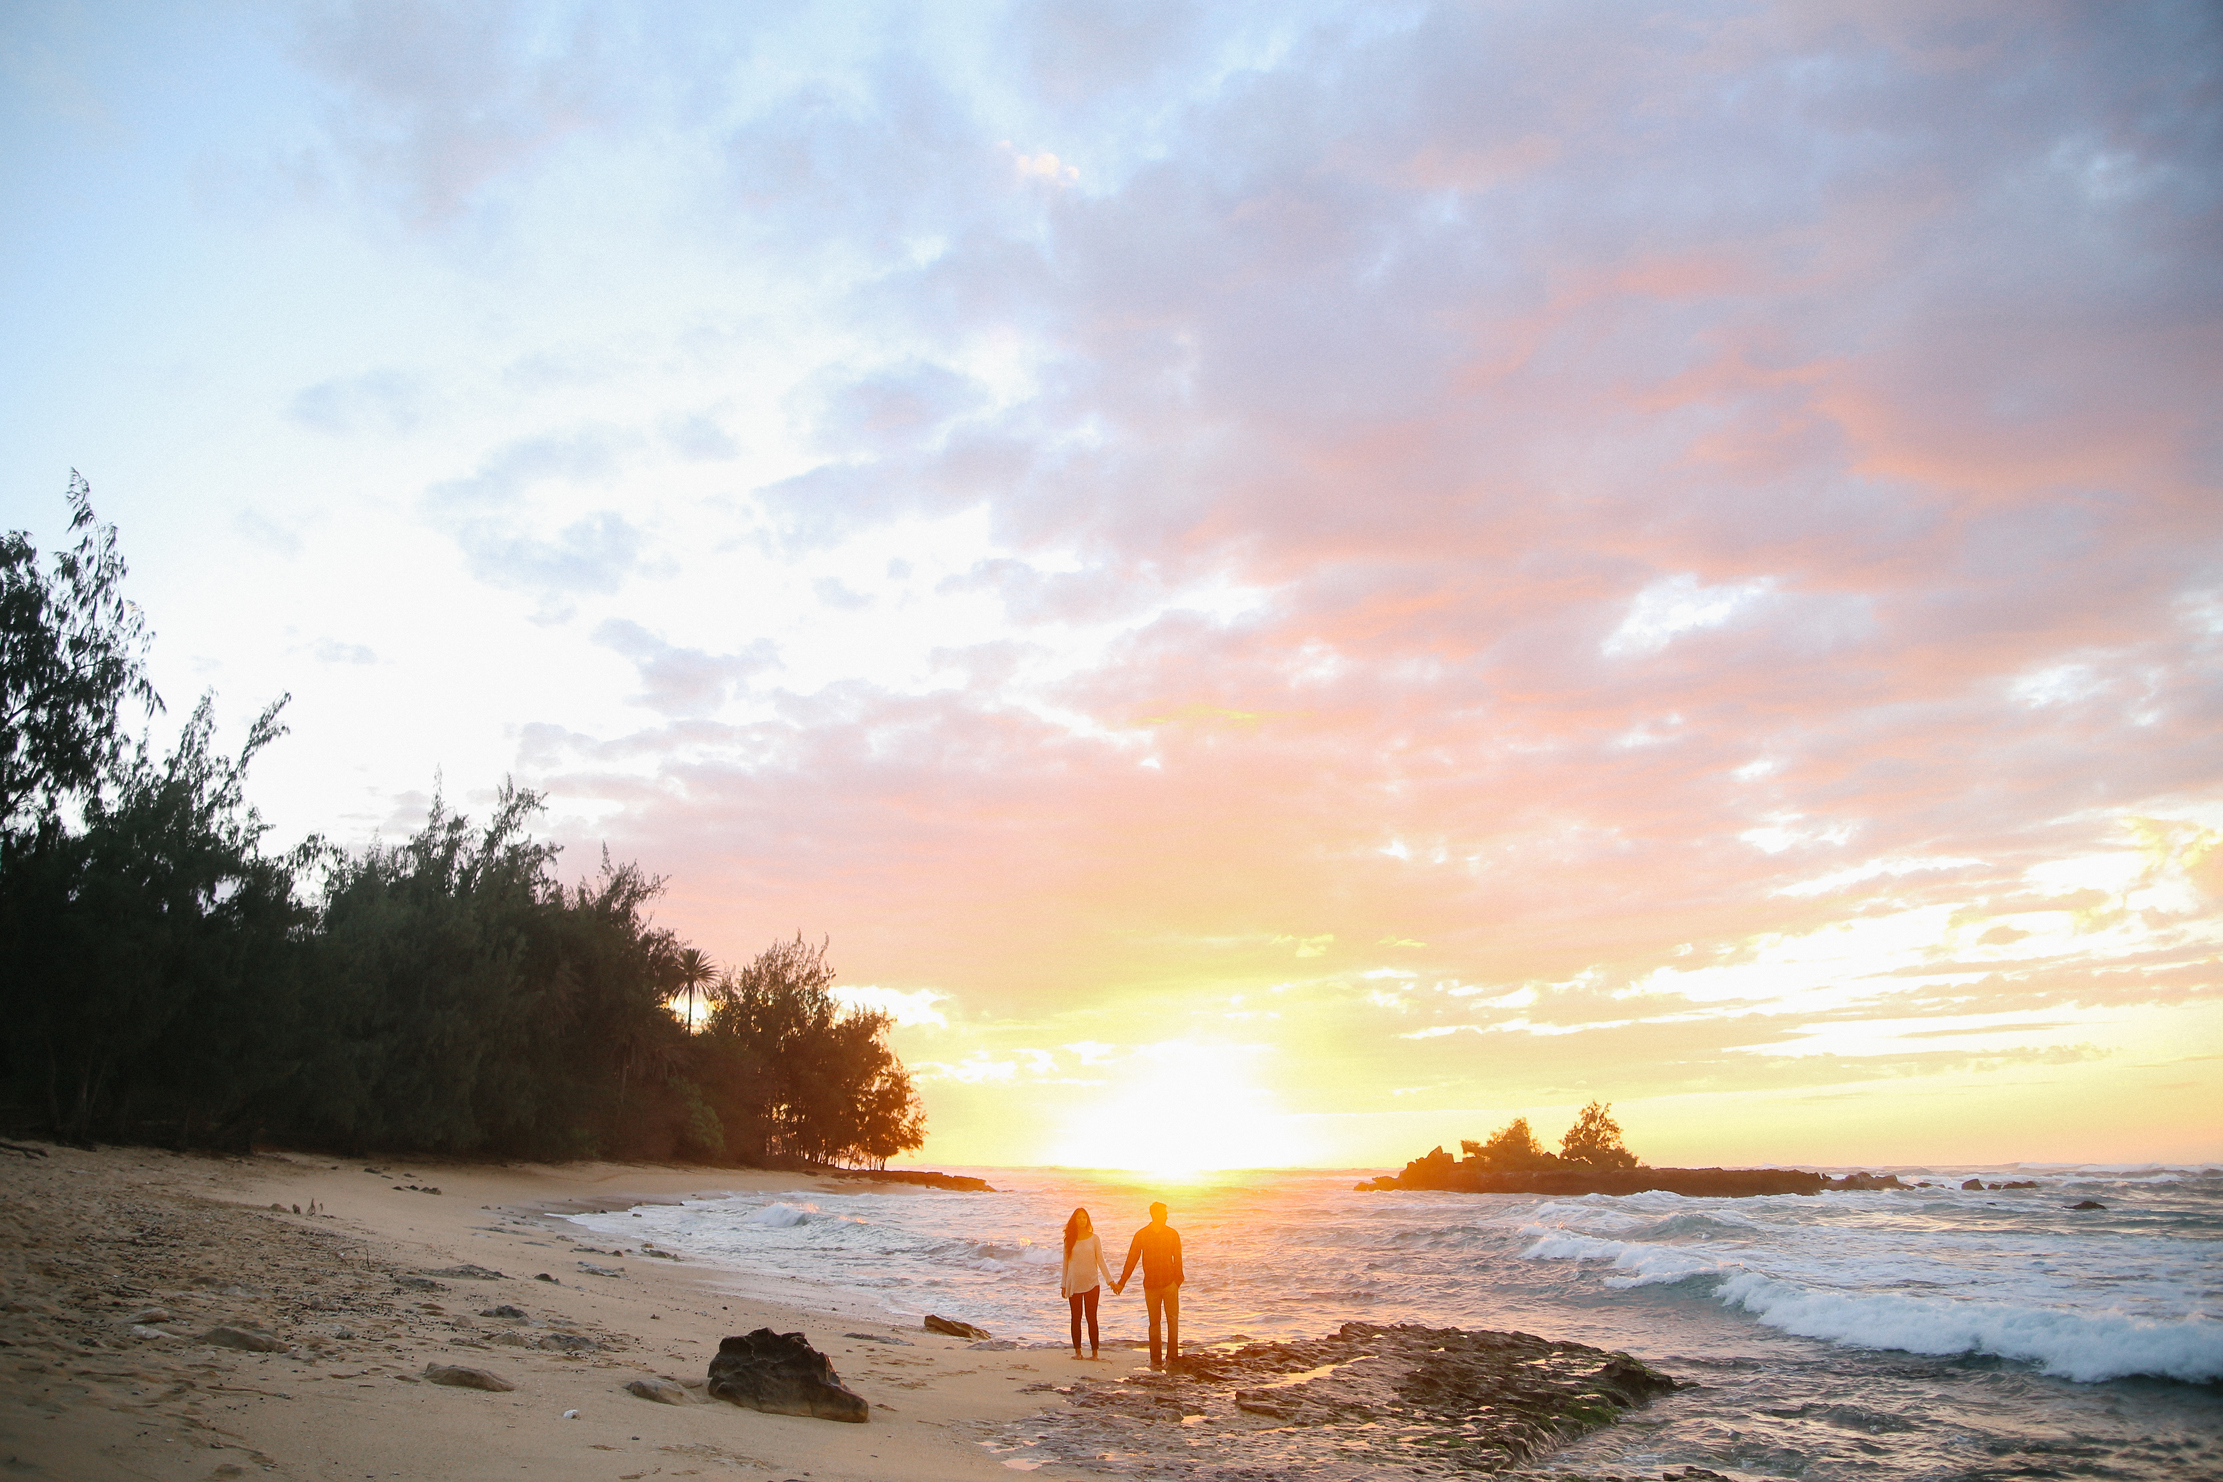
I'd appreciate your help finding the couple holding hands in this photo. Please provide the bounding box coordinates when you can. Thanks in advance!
[1061,1202,1183,1367]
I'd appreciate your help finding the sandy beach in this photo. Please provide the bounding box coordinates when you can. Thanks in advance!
[0,1142,1063,1481]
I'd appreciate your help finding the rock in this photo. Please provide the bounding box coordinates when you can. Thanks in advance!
[967,1339,1019,1351]
[2069,1199,2107,1210]
[533,1331,599,1353]
[577,1261,624,1278]
[924,1315,989,1340]
[534,1273,559,1283]
[1962,1178,1985,1190]
[480,1305,529,1320]
[202,1326,287,1352]
[1047,1322,1673,1474]
[129,1324,174,1340]
[625,1377,690,1405]
[423,1265,506,1280]
[128,1307,171,1324]
[424,1364,515,1391]
[707,1329,869,1423]
[395,1276,447,1292]
[843,1332,913,1346]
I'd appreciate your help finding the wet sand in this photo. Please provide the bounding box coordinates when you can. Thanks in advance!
[0,1141,1065,1481]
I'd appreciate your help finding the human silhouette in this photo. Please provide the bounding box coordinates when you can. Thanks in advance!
[1112,1200,1183,1368]
[1060,1207,1115,1359]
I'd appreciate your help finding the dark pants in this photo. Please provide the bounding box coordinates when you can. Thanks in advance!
[1145,1284,1180,1366]
[1068,1286,1100,1354]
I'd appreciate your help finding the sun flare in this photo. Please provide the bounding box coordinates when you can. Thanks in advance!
[1042,1042,1307,1173]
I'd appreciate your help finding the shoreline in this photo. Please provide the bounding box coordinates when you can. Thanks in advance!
[0,1141,1064,1481]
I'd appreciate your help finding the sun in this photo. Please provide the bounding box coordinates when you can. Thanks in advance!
[1042,1041,1308,1172]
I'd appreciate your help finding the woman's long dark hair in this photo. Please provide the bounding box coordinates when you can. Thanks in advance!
[1064,1207,1093,1258]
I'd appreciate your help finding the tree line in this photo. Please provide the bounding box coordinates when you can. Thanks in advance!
[0,475,924,1166]
[1460,1101,1638,1170]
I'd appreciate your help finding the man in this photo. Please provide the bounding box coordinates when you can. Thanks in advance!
[1112,1201,1183,1368]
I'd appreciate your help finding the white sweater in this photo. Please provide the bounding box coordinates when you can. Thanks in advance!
[1061,1232,1114,1298]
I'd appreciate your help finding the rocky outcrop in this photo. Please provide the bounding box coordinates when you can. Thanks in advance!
[423,1364,514,1391]
[706,1328,869,1423]
[824,1167,995,1192]
[1362,1147,1908,1197]
[1022,1321,1675,1476]
[923,1314,989,1339]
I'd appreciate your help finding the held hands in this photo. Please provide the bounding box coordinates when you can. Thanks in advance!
[1111,1281,1125,1296]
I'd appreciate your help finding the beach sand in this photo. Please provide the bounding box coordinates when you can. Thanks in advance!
[0,1141,1066,1481]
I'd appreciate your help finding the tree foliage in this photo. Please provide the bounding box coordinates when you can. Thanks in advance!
[0,478,927,1167]
[1558,1100,1638,1168]
[0,472,159,831]
[1472,1116,1554,1170]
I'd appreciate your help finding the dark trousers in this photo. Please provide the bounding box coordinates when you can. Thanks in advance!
[1068,1286,1100,1354]
[1145,1283,1180,1365]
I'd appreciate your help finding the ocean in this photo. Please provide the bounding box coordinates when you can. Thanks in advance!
[565,1165,2222,1479]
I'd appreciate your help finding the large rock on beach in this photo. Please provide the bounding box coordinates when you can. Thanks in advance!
[1036,1321,1676,1476]
[706,1329,869,1423]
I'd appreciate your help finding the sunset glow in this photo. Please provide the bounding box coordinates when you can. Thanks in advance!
[3,4,2217,1169]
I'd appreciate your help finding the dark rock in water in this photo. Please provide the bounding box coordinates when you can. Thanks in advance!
[1962,1178,1986,1190]
[1367,1148,1872,1198]
[707,1329,868,1423]
[1018,1321,1675,1476]
[2069,1199,2107,1210]
[924,1314,989,1340]
[823,1167,996,1192]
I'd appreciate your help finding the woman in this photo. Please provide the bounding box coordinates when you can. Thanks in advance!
[1061,1206,1116,1359]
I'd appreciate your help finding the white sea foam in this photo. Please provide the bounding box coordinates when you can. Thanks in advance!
[1513,1180,2223,1382]
[1715,1270,2223,1384]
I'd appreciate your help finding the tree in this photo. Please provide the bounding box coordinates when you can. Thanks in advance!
[1,473,160,832]
[1559,1101,1638,1168]
[665,945,721,1032]
[2,693,308,1146]
[1473,1117,1553,1170]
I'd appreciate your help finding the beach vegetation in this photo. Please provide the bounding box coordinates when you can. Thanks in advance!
[0,478,926,1168]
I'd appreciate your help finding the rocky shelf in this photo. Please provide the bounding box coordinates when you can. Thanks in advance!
[999,1320,1678,1477]
[1360,1148,1911,1197]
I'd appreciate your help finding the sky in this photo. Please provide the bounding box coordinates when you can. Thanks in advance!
[3,1,2219,1171]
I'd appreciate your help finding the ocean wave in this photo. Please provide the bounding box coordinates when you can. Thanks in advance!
[1518,1231,1743,1287]
[1716,1270,2223,1384]
[741,1202,819,1227]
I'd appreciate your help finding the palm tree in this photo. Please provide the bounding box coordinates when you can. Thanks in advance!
[667,946,721,1033]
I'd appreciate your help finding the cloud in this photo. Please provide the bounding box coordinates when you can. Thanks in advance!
[592,619,777,718]
[288,368,427,435]
[314,639,377,665]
